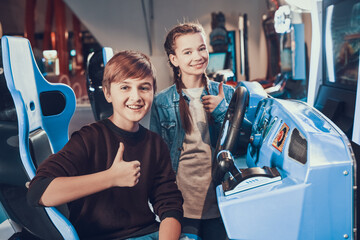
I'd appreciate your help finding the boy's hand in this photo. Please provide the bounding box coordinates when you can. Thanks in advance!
[202,81,224,113]
[109,142,141,187]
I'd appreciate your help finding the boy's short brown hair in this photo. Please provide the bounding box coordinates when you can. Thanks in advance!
[102,50,157,93]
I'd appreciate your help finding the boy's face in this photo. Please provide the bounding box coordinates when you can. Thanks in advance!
[104,76,154,132]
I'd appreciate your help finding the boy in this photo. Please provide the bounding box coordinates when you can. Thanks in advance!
[27,50,183,240]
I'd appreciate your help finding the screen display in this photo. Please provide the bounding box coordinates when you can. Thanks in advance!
[206,52,227,75]
[324,0,360,89]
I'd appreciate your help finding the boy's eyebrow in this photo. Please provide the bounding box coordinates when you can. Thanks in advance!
[140,82,153,86]
[118,79,153,85]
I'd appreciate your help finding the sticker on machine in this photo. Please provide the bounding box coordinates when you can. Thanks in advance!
[272,123,289,152]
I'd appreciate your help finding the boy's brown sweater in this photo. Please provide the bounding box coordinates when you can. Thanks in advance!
[27,119,183,239]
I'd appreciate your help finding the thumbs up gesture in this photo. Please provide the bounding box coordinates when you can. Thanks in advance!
[108,142,141,187]
[202,81,225,113]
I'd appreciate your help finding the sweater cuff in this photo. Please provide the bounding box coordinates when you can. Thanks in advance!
[27,177,55,207]
[160,210,183,224]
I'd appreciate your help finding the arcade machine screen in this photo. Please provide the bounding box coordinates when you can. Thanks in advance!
[316,0,360,138]
[324,0,360,89]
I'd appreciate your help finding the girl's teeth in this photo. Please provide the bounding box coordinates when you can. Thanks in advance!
[128,105,141,109]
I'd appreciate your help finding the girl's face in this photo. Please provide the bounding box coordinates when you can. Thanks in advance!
[169,32,209,79]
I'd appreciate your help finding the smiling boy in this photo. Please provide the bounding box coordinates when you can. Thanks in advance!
[27,51,183,240]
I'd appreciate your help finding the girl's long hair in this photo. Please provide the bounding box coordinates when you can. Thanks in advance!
[164,23,210,134]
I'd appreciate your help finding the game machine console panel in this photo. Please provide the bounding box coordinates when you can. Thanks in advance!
[214,81,355,239]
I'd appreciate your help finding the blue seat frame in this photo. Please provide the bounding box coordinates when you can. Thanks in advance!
[1,35,79,239]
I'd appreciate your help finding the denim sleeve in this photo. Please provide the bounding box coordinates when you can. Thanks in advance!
[209,85,235,147]
[149,103,161,135]
[211,98,228,123]
[211,85,235,123]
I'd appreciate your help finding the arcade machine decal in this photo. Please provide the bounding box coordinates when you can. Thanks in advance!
[272,123,289,152]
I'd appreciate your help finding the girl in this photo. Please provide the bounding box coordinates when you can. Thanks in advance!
[150,23,235,240]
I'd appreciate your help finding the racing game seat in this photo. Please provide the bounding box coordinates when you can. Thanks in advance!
[86,47,113,121]
[0,36,79,239]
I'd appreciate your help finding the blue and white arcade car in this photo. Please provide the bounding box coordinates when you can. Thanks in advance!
[213,0,359,239]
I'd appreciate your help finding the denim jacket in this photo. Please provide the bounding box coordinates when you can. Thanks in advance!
[150,80,235,172]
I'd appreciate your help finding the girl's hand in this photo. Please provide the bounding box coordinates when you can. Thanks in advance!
[202,81,224,113]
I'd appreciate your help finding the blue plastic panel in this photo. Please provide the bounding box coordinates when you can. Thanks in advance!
[217,96,354,239]
[1,35,79,240]
[102,47,114,64]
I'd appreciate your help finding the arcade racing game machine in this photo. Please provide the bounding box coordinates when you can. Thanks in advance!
[86,47,113,121]
[208,12,237,86]
[308,0,360,236]
[213,0,359,239]
[265,4,308,100]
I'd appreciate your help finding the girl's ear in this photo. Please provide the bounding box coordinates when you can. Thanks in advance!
[169,54,179,67]
[103,86,112,103]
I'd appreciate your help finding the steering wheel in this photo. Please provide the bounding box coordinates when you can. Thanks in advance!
[213,86,249,185]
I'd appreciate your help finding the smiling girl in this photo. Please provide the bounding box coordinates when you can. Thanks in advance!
[150,23,235,240]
